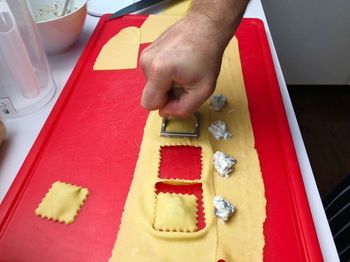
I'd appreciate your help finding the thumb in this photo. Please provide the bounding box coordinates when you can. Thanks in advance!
[141,78,172,111]
[159,83,213,117]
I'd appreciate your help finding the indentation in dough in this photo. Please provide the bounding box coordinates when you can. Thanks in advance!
[94,27,140,70]
[35,181,89,224]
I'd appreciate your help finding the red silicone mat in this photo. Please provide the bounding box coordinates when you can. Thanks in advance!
[0,15,322,261]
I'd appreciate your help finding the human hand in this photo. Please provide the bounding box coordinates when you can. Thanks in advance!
[140,13,229,117]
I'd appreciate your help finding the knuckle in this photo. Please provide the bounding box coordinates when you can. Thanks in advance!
[139,52,150,68]
[148,59,168,78]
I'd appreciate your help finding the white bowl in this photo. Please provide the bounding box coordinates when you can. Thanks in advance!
[29,0,87,55]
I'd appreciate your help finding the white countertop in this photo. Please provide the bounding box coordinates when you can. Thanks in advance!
[0,0,339,260]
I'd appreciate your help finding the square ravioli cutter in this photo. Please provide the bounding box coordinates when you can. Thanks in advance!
[160,111,200,139]
[160,86,200,139]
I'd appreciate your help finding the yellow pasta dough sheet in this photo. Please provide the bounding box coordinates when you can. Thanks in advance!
[108,15,266,262]
[35,181,89,224]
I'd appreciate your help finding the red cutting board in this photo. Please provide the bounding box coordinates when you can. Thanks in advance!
[0,15,322,261]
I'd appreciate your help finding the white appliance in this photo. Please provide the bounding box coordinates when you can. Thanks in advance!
[262,0,350,85]
[0,0,55,118]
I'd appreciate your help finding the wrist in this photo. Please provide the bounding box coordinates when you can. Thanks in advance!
[187,0,249,45]
[183,12,234,52]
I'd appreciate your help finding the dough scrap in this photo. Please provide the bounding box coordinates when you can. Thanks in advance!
[154,193,198,232]
[35,181,89,224]
[94,27,140,70]
[140,15,182,43]
[211,38,266,262]
[160,0,192,16]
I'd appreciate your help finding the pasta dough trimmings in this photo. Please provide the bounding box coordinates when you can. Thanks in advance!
[213,151,237,178]
[154,192,198,232]
[35,181,89,224]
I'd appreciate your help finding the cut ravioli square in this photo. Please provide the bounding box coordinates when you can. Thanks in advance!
[154,192,198,232]
[35,181,89,224]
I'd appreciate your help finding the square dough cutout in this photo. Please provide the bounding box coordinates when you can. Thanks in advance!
[154,192,198,232]
[35,181,89,224]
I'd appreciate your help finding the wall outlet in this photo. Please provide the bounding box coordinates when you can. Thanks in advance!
[0,97,17,117]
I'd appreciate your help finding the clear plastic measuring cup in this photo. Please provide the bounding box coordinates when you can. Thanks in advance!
[0,0,56,118]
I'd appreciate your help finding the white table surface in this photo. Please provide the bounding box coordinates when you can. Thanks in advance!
[0,0,339,260]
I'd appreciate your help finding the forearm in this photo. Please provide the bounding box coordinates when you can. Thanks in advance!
[188,0,249,47]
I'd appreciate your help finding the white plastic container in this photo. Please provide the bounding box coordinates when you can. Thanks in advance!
[29,0,87,55]
[0,0,56,118]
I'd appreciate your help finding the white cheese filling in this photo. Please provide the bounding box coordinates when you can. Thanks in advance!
[208,120,232,140]
[213,151,237,178]
[213,196,236,222]
[209,94,227,111]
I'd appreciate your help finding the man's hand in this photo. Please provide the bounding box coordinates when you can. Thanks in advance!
[140,14,225,117]
[140,0,249,117]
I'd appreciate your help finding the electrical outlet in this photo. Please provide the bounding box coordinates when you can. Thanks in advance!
[0,97,17,117]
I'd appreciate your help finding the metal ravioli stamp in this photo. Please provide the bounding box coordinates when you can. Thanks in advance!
[161,112,200,139]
